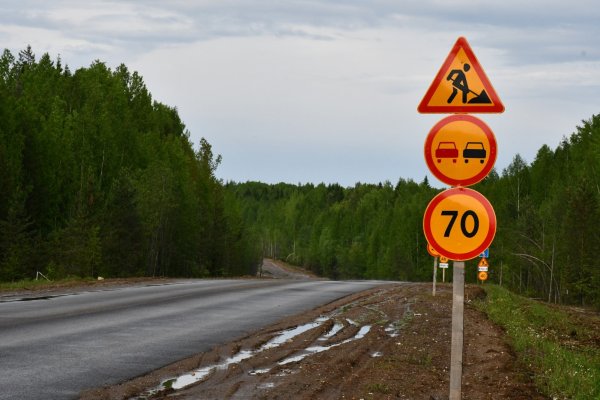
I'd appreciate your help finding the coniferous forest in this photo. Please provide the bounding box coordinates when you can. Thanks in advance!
[227,116,600,309]
[0,47,260,281]
[1,48,598,309]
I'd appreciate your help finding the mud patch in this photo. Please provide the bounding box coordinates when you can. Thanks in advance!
[133,312,377,398]
[81,283,546,400]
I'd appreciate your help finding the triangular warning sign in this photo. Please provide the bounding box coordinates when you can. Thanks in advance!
[478,257,489,267]
[418,37,504,114]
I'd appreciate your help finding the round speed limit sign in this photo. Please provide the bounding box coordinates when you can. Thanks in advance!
[423,187,496,261]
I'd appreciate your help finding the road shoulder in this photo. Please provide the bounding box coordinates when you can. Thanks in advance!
[81,283,545,400]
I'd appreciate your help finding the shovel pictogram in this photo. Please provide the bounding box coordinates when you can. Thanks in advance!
[466,88,492,104]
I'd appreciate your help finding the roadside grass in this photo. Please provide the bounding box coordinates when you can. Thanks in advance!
[364,382,391,394]
[475,285,600,400]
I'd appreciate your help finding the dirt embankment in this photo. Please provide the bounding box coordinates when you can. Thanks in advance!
[259,258,319,280]
[82,283,545,400]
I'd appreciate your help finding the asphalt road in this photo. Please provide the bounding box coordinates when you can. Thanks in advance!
[0,279,388,399]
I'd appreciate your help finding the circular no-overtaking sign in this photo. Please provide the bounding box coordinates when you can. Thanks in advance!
[424,115,497,187]
[423,187,496,261]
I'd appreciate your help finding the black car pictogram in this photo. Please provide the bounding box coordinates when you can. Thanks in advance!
[463,142,486,163]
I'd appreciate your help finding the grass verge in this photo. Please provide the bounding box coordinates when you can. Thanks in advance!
[475,285,600,400]
[0,277,95,292]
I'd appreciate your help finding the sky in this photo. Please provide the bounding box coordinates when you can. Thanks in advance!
[1,1,599,187]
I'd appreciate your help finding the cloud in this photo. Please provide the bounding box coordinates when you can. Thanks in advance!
[0,0,195,67]
[5,1,600,67]
[17,1,193,39]
[0,23,114,61]
[127,26,472,184]
[2,0,599,185]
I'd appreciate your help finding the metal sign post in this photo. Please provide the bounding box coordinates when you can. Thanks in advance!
[449,261,465,400]
[432,256,438,296]
[428,243,441,297]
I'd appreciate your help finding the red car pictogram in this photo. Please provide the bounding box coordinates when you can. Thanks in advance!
[436,142,458,163]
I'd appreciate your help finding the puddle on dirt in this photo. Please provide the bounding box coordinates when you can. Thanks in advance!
[263,317,328,350]
[132,313,375,399]
[385,322,400,337]
[248,368,270,376]
[320,322,344,340]
[278,325,372,365]
[354,325,371,339]
[132,317,330,399]
[170,367,213,390]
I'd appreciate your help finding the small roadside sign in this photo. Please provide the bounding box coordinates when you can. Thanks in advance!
[427,243,440,257]
[479,248,489,258]
[478,258,489,271]
[439,262,449,269]
[478,271,488,281]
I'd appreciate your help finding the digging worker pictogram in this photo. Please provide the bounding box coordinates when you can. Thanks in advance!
[445,62,493,105]
[446,63,471,104]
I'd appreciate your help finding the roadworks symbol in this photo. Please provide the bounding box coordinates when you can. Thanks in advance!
[418,37,504,113]
[445,63,492,105]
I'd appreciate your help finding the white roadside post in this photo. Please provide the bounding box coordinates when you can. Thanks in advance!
[432,256,438,296]
[449,261,465,399]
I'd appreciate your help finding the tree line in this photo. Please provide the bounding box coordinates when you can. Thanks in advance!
[0,47,260,281]
[1,47,597,309]
[227,114,600,308]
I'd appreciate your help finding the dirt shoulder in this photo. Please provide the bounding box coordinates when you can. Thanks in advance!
[81,282,546,400]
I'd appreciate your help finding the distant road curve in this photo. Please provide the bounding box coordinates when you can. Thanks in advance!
[0,278,389,400]
[259,258,317,279]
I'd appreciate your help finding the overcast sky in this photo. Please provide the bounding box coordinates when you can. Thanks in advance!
[2,1,599,187]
